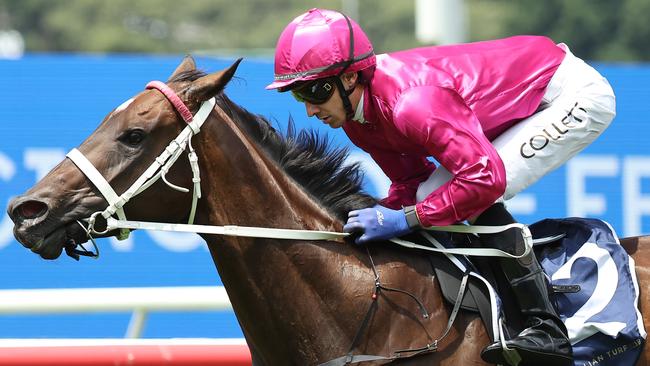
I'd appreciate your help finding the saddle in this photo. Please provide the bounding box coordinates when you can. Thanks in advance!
[428,218,646,366]
[425,231,503,341]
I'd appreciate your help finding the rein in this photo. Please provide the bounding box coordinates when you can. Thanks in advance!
[65,80,533,363]
[67,79,533,259]
[104,217,533,259]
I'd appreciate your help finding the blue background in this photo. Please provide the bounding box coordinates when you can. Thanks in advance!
[1,54,649,338]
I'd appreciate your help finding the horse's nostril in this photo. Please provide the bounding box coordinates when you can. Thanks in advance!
[16,200,48,220]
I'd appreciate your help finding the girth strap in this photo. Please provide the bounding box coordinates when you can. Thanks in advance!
[317,237,470,366]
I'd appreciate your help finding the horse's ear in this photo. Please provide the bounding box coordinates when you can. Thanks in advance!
[187,58,242,102]
[169,55,197,81]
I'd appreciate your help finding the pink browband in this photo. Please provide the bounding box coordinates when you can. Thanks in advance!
[145,81,193,123]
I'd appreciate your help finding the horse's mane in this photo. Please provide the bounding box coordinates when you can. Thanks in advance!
[171,70,377,221]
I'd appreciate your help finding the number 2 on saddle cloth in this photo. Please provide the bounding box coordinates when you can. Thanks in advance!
[530,217,646,366]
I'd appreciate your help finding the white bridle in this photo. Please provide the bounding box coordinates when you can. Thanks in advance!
[65,80,349,243]
[65,80,533,260]
[66,81,215,240]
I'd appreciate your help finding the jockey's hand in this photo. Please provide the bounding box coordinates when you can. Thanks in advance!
[343,204,411,244]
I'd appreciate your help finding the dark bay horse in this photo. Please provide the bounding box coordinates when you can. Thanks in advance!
[7,56,650,365]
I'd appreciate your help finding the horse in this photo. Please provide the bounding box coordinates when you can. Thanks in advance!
[6,56,650,365]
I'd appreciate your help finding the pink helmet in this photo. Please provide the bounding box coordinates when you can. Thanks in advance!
[266,8,376,90]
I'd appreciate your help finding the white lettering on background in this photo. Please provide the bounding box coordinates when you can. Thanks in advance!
[24,148,66,181]
[506,194,537,216]
[0,152,16,249]
[567,156,618,218]
[146,231,204,252]
[623,157,650,236]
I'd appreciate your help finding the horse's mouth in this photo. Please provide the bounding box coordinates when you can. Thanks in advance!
[16,220,91,260]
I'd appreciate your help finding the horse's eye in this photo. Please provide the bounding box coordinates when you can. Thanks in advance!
[121,129,146,146]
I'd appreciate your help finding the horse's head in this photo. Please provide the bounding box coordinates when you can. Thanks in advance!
[7,56,241,259]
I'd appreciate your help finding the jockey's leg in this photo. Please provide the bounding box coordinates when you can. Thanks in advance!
[475,203,572,366]
[475,48,613,365]
[412,46,614,365]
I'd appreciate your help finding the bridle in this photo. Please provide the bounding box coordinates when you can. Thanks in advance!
[65,81,215,256]
[65,80,351,257]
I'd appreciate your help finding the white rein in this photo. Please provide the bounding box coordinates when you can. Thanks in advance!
[66,80,533,260]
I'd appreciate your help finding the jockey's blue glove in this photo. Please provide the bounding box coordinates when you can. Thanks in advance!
[343,204,412,244]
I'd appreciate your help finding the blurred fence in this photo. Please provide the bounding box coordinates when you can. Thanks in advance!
[0,286,250,365]
[0,286,232,338]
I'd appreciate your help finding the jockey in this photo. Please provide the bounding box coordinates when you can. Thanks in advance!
[267,8,616,366]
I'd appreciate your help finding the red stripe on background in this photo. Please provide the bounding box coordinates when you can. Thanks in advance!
[0,344,252,366]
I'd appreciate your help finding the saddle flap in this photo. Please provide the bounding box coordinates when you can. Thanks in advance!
[429,254,498,341]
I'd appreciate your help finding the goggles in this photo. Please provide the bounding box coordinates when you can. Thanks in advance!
[291,78,337,104]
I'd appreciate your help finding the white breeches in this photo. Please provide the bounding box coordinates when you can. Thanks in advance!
[416,44,616,204]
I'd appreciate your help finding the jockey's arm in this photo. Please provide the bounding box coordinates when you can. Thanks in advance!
[368,149,434,209]
[392,85,506,227]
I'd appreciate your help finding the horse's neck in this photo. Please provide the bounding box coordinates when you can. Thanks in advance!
[194,113,340,232]
[189,112,479,365]
[191,113,364,362]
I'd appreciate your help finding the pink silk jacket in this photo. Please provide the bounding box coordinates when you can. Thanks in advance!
[342,36,566,226]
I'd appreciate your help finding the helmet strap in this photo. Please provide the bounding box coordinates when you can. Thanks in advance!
[335,77,356,120]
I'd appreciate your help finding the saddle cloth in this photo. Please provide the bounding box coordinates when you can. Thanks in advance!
[531,218,646,366]
[432,217,646,366]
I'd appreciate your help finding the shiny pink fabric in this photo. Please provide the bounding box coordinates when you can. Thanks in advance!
[266,8,375,90]
[343,36,566,226]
